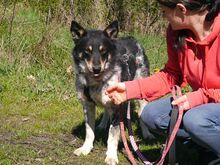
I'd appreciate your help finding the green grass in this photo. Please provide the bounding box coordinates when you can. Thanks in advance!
[0,3,202,165]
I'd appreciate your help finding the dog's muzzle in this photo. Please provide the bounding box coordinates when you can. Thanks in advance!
[92,65,102,76]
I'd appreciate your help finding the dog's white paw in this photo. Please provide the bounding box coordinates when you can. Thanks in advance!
[105,151,118,165]
[105,156,118,165]
[74,145,93,156]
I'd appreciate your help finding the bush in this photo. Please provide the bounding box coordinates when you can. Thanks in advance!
[0,0,166,33]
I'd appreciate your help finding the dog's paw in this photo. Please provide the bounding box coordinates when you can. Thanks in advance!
[105,156,119,165]
[74,145,92,156]
[105,151,118,165]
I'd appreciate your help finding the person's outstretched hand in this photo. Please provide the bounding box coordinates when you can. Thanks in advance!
[106,82,127,105]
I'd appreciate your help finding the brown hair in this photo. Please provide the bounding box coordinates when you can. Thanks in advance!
[157,0,220,50]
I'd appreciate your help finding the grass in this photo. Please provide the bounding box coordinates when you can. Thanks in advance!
[0,3,204,165]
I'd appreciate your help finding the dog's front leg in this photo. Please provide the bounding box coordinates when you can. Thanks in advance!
[74,101,96,156]
[105,110,120,165]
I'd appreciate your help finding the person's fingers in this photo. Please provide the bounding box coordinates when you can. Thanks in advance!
[105,82,126,105]
[116,92,124,103]
[180,100,190,110]
[172,95,190,110]
[112,96,120,105]
[112,92,122,105]
[108,91,119,98]
[107,93,113,98]
[106,84,118,93]
[171,95,187,105]
[109,91,126,105]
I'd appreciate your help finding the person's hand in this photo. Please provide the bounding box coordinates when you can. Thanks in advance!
[171,95,190,111]
[106,82,127,105]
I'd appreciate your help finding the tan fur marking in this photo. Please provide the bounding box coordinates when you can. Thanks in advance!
[79,30,85,37]
[86,46,93,53]
[85,58,93,71]
[99,45,106,53]
[99,45,104,51]
[79,52,83,59]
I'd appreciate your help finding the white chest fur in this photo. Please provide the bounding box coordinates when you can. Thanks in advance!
[89,73,120,106]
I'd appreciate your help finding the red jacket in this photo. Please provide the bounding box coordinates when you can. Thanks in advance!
[125,13,220,108]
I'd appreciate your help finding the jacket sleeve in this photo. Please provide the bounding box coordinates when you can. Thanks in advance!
[125,26,184,101]
[186,88,220,108]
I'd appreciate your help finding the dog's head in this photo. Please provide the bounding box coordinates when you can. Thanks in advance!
[70,20,119,79]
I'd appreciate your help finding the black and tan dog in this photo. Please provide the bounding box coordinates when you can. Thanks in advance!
[70,20,154,165]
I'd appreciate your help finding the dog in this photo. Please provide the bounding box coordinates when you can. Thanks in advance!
[70,20,154,165]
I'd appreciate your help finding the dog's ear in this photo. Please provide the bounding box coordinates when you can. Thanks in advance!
[103,20,119,39]
[70,21,87,42]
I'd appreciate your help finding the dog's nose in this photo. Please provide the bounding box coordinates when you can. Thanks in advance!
[92,66,101,74]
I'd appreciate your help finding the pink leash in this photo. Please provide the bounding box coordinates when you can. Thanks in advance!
[157,85,184,165]
[119,109,138,165]
[120,85,184,165]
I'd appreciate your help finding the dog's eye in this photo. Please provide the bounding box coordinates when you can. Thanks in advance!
[99,45,107,54]
[83,46,92,58]
[83,51,90,58]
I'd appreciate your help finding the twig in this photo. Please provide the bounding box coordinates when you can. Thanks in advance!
[70,0,74,17]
